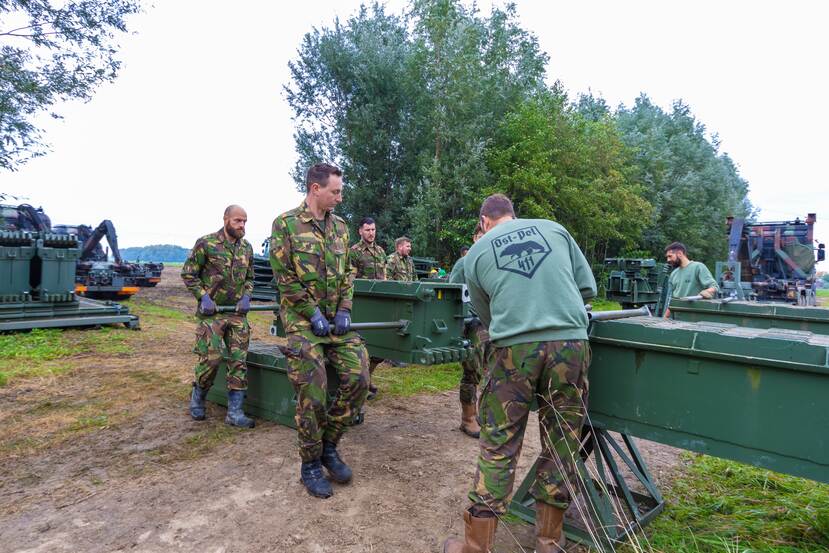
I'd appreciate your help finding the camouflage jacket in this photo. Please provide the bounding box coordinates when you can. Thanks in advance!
[387,252,415,281]
[269,201,353,333]
[181,229,254,314]
[349,239,387,280]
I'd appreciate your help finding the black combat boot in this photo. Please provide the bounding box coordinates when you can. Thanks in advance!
[189,383,208,421]
[321,440,353,484]
[225,389,255,428]
[300,459,333,498]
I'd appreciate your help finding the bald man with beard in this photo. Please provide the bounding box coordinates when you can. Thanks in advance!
[181,205,256,428]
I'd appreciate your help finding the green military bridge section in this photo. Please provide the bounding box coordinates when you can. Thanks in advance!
[205,279,828,548]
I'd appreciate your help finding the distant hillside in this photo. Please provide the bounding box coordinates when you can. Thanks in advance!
[120,244,189,263]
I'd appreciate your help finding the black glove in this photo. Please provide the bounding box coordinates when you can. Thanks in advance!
[236,294,251,314]
[310,308,331,337]
[332,309,351,335]
[199,294,216,316]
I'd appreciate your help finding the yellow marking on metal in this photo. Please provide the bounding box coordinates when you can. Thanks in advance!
[747,367,761,391]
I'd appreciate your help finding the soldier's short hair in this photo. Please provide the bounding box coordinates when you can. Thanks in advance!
[395,236,411,246]
[305,163,343,191]
[359,217,376,228]
[665,241,687,255]
[480,193,515,219]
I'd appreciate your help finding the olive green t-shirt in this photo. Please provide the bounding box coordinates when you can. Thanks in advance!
[669,261,718,298]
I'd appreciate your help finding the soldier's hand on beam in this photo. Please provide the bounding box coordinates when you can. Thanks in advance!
[700,289,715,299]
[310,308,331,337]
[333,309,351,335]
[199,294,217,316]
[236,294,251,314]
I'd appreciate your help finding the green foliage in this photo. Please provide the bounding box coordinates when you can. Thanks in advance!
[0,0,142,170]
[612,95,754,267]
[287,3,753,267]
[486,88,652,264]
[119,244,190,262]
[638,453,829,552]
[285,0,547,261]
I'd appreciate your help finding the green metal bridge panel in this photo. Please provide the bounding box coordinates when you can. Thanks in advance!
[671,298,829,335]
[588,317,829,483]
[0,297,139,331]
[352,279,470,364]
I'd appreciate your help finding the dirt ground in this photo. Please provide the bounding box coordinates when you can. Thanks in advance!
[0,268,682,553]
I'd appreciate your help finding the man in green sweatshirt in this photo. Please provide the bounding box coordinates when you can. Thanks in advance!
[443,194,596,553]
[665,241,719,299]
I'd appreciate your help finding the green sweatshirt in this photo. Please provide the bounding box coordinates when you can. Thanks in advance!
[669,261,718,298]
[449,256,465,284]
[465,218,597,346]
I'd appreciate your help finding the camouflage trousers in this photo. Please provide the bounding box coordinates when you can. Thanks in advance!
[284,329,370,462]
[469,339,590,516]
[459,319,490,405]
[192,314,250,391]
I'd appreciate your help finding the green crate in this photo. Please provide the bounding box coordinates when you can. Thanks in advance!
[35,241,81,302]
[206,341,338,426]
[351,279,470,364]
[0,242,36,302]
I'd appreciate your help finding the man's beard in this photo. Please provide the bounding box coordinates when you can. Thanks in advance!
[226,226,245,239]
[668,258,680,268]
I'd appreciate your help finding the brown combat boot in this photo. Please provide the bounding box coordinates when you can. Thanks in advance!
[535,502,567,552]
[443,510,497,553]
[460,402,481,438]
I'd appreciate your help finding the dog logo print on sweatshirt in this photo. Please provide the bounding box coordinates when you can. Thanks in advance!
[491,226,551,278]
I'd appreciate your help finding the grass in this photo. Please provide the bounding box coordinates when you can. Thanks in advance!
[372,362,462,397]
[0,329,74,386]
[627,453,829,552]
[817,289,829,297]
[0,326,134,387]
[591,298,623,311]
[128,298,191,321]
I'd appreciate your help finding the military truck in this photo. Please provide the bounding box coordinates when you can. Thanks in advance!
[718,214,825,305]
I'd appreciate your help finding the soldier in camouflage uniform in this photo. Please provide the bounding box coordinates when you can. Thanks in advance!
[349,216,388,399]
[444,194,596,553]
[181,205,255,429]
[349,216,387,280]
[270,163,369,499]
[387,236,415,281]
[448,224,488,439]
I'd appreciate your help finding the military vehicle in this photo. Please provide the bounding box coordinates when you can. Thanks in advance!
[52,220,163,299]
[603,258,670,309]
[718,214,825,305]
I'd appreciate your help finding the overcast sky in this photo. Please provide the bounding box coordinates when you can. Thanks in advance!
[3,0,827,268]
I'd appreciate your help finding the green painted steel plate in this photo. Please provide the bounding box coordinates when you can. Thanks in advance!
[671,299,829,335]
[588,316,829,483]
